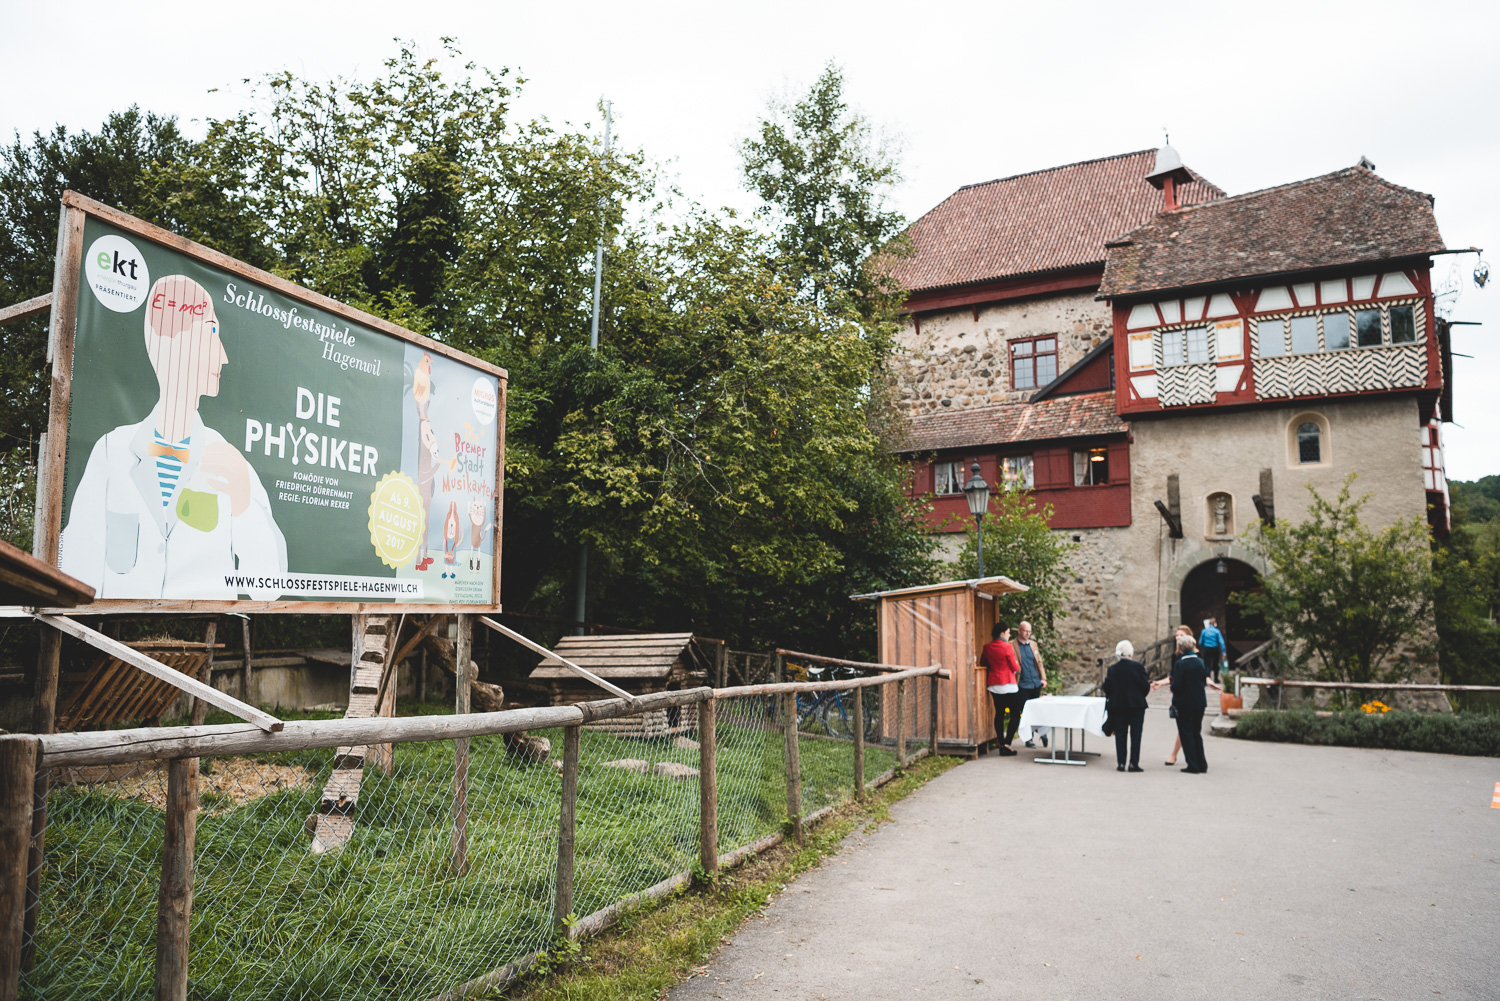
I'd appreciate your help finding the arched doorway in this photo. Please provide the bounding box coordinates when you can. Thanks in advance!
[1179,558,1268,664]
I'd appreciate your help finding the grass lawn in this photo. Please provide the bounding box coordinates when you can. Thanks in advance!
[22,700,901,1001]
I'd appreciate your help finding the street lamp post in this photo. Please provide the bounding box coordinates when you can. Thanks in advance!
[963,461,991,578]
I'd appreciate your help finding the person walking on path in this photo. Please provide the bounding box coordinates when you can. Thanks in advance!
[1154,633,1222,773]
[980,623,1023,756]
[1199,618,1227,682]
[1013,621,1049,749]
[1164,624,1193,767]
[1102,640,1151,771]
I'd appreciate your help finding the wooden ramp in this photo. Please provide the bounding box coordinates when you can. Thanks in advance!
[310,615,399,853]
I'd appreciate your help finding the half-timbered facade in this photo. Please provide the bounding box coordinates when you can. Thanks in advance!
[889,150,1455,681]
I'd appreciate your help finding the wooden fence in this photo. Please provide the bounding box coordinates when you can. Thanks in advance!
[0,664,948,1001]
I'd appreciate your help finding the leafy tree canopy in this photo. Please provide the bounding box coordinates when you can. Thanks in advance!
[0,42,937,656]
[1240,475,1434,685]
[741,61,908,318]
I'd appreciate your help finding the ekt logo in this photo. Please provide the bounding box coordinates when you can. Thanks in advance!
[84,233,150,312]
[97,249,140,280]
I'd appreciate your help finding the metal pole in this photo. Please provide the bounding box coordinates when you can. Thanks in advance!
[975,516,985,579]
[575,99,613,637]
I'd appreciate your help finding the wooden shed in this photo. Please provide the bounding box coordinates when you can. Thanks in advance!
[528,633,717,738]
[854,576,1029,757]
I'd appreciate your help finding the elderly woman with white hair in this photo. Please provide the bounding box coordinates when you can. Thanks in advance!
[1101,640,1151,772]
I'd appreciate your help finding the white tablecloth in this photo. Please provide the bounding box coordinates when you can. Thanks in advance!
[1017,695,1107,740]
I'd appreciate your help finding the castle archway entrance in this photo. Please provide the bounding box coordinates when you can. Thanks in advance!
[1179,557,1268,664]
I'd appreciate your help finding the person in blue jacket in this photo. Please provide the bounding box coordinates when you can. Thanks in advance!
[1198,617,1227,682]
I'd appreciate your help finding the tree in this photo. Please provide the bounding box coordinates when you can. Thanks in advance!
[954,487,1078,671]
[1239,475,1434,685]
[741,62,907,318]
[0,42,938,654]
[1433,480,1500,708]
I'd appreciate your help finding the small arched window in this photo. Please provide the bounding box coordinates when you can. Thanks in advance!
[1297,422,1321,464]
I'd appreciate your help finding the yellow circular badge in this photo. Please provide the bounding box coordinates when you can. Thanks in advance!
[367,471,425,569]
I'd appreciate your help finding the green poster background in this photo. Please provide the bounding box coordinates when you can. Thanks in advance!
[57,215,499,605]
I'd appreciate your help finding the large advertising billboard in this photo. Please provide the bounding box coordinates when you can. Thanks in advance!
[38,193,505,611]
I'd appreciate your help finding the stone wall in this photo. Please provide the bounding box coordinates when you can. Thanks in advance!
[893,290,1112,415]
[925,395,1438,686]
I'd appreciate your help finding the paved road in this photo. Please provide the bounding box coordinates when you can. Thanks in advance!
[671,707,1500,1001]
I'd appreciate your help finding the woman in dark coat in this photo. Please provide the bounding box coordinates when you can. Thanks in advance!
[1102,640,1151,772]
[1154,634,1223,773]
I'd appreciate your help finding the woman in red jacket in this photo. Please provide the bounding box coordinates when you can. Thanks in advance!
[980,622,1024,756]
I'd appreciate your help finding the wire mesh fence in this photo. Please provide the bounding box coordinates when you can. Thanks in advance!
[8,667,946,1001]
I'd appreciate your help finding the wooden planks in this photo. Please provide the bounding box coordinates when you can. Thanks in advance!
[39,617,281,732]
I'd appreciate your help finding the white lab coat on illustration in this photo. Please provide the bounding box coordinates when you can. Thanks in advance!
[59,405,287,599]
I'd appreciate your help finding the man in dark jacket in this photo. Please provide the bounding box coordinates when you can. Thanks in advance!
[1102,640,1151,771]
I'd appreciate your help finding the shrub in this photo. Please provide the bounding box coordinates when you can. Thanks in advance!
[1232,709,1500,757]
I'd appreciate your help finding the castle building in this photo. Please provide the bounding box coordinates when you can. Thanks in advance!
[889,149,1455,677]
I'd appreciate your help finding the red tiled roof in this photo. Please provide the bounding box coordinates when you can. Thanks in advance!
[897,392,1125,453]
[887,150,1224,294]
[1099,166,1446,298]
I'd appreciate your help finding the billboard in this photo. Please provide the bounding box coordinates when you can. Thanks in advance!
[36,193,505,611]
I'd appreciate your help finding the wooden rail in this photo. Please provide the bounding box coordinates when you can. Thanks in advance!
[714,665,948,699]
[1239,677,1500,693]
[16,688,713,769]
[775,649,934,674]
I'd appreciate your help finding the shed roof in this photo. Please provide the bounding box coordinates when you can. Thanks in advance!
[886,150,1223,294]
[1098,166,1446,298]
[897,391,1125,454]
[850,576,1029,602]
[529,632,698,681]
[0,539,94,607]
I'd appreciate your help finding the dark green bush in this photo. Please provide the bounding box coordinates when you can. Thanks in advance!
[1232,709,1500,757]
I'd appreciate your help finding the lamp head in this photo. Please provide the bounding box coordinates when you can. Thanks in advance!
[963,461,991,519]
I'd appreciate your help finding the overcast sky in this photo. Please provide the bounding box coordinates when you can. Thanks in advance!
[4,0,1496,478]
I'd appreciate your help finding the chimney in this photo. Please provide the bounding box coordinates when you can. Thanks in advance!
[1146,143,1193,212]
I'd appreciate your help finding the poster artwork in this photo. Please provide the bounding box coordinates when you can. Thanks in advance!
[55,214,502,606]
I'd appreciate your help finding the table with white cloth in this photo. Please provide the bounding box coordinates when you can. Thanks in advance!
[1016,695,1107,765]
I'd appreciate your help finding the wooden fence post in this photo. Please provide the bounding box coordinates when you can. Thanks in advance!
[896,679,907,768]
[782,692,802,843]
[852,687,865,800]
[698,698,717,874]
[240,617,253,708]
[554,724,580,932]
[23,626,61,973]
[190,620,218,727]
[452,614,471,876]
[153,757,197,1001]
[1,737,39,1001]
[929,673,939,757]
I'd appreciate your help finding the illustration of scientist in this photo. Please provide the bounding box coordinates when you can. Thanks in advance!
[59,274,287,599]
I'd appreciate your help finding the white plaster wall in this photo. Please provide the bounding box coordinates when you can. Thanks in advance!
[893,290,1112,414]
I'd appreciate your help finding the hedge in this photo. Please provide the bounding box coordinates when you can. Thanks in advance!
[1231,709,1500,757]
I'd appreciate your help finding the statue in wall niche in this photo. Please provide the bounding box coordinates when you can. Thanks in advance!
[1213,496,1229,536]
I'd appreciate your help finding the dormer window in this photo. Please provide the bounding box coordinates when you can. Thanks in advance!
[1010,337,1057,390]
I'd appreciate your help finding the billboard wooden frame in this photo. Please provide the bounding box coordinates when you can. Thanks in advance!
[33,191,507,615]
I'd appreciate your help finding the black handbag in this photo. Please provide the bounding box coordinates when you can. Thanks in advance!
[1169,704,1178,719]
[1101,702,1116,736]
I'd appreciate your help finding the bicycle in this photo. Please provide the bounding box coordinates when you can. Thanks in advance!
[789,663,879,741]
